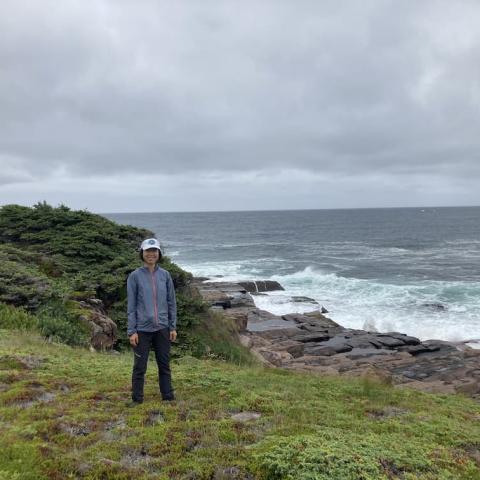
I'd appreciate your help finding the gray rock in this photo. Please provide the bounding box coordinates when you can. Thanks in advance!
[303,345,338,356]
[238,280,285,293]
[195,281,256,309]
[345,348,396,360]
[222,307,250,332]
[375,336,407,348]
[253,326,303,340]
[384,332,421,345]
[274,340,304,358]
[422,302,448,311]
[397,344,433,355]
[247,308,279,323]
[247,319,298,333]
[291,332,331,343]
[315,336,355,353]
[291,296,319,305]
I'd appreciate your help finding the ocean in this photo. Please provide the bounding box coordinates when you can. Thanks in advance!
[106,207,480,343]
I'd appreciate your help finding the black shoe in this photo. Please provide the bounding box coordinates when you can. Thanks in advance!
[162,396,175,402]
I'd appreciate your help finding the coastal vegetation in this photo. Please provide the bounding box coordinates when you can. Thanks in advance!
[0,202,249,361]
[1,330,480,479]
[1,203,480,478]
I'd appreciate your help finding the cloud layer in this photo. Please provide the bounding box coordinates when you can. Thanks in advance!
[1,0,479,211]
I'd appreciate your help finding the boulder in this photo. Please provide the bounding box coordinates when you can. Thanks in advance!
[195,281,256,309]
[247,308,279,324]
[238,280,284,293]
[302,345,338,356]
[222,307,250,332]
[78,301,117,350]
[258,349,293,366]
[273,340,305,358]
[291,296,318,305]
[291,332,331,343]
[345,348,396,360]
[253,326,304,340]
[422,302,448,311]
[375,335,407,348]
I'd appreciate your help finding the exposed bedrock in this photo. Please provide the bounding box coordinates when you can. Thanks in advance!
[193,278,480,398]
[237,280,285,293]
[77,299,118,350]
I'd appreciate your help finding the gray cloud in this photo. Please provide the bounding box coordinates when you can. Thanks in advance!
[1,0,480,210]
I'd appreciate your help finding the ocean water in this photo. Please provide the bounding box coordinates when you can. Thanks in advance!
[106,207,480,343]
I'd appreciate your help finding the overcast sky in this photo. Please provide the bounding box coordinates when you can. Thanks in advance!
[1,0,480,212]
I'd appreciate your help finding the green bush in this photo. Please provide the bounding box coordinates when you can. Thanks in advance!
[253,434,400,480]
[0,303,38,331]
[0,202,217,355]
[36,300,91,347]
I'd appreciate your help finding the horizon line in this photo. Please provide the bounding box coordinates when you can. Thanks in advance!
[101,204,480,215]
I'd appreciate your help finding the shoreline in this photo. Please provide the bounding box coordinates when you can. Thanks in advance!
[198,274,479,347]
[192,276,480,397]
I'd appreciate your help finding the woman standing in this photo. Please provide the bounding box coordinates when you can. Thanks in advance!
[127,238,177,404]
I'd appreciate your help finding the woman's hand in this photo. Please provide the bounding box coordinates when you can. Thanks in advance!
[170,330,177,342]
[129,333,139,347]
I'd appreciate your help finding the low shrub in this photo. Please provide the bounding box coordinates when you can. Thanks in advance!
[0,303,38,331]
[37,300,90,347]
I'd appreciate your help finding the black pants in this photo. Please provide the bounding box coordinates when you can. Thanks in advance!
[131,329,174,402]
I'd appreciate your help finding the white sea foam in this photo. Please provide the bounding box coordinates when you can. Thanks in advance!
[184,262,480,342]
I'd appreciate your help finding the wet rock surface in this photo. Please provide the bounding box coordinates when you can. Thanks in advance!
[237,280,284,293]
[195,278,480,398]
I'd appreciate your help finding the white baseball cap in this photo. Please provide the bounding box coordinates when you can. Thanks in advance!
[140,238,162,251]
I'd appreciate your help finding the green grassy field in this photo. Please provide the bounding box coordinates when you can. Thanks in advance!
[1,329,480,480]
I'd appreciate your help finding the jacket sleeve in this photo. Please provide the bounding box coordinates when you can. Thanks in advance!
[127,272,138,336]
[166,272,177,331]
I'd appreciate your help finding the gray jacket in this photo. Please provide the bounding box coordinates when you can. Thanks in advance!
[127,266,177,336]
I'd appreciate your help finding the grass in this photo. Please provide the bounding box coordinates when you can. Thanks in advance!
[1,329,480,479]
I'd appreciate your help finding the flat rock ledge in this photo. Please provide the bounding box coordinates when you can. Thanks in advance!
[193,278,480,398]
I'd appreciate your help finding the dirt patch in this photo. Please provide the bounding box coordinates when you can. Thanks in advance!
[120,447,152,468]
[0,355,44,370]
[213,466,254,480]
[1,372,25,384]
[57,383,71,392]
[230,412,261,422]
[102,418,127,441]
[462,444,480,467]
[12,384,56,408]
[184,429,203,452]
[58,422,92,437]
[367,407,408,419]
[380,458,406,479]
[145,410,165,426]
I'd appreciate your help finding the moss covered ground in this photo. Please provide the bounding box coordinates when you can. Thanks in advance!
[1,330,480,480]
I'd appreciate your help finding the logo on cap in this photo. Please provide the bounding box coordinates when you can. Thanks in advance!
[148,239,156,245]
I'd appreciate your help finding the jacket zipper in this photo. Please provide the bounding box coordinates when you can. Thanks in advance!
[150,271,159,325]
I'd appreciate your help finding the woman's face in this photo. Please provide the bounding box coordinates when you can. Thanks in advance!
[143,248,159,266]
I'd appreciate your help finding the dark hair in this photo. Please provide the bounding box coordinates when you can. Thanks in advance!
[139,248,163,262]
